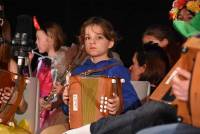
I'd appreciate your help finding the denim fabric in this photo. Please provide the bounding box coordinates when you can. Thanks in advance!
[137,123,200,134]
[90,101,177,134]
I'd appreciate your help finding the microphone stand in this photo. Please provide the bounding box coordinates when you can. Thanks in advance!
[17,56,25,75]
[17,54,32,77]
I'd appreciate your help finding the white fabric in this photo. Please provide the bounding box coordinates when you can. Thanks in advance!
[63,124,91,134]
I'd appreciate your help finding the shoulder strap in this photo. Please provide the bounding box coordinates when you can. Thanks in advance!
[80,63,119,76]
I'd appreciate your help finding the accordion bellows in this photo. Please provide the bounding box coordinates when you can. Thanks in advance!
[69,76,123,129]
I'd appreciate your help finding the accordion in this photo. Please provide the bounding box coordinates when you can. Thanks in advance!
[0,69,26,125]
[68,76,124,129]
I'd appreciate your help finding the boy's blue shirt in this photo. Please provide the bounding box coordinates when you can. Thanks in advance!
[62,58,140,114]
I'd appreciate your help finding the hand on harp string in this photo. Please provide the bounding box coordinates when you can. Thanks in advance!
[170,68,191,101]
[53,82,65,95]
[165,67,191,102]
[40,81,66,112]
[40,98,52,111]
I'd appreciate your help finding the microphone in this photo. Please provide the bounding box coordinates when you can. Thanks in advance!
[12,15,34,74]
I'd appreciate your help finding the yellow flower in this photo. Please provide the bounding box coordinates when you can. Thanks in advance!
[170,8,179,20]
[186,0,200,13]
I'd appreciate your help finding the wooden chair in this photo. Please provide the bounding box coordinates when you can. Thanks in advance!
[131,81,151,101]
[15,77,40,134]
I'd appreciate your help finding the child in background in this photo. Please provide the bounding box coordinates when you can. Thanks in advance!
[142,24,183,67]
[30,21,67,130]
[129,43,169,93]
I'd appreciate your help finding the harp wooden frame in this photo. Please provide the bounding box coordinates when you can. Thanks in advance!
[150,37,200,127]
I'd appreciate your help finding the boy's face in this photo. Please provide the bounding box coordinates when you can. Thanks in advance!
[84,25,114,59]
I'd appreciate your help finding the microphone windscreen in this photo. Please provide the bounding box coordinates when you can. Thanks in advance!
[15,15,33,37]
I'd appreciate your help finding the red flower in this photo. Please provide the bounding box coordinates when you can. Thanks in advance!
[173,0,187,9]
[169,12,175,19]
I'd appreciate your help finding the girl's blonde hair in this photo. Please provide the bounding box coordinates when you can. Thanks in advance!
[43,22,65,51]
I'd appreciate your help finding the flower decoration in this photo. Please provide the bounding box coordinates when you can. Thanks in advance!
[186,0,200,13]
[169,0,200,20]
[174,0,187,9]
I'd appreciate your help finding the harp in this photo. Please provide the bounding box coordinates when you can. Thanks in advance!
[0,69,26,126]
[150,37,200,127]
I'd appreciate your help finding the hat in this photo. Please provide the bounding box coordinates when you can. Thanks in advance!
[169,0,200,37]
[173,12,200,37]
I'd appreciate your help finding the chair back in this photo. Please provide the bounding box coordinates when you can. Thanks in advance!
[131,80,151,101]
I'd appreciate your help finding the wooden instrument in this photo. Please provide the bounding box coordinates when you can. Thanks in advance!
[68,76,123,129]
[150,37,200,127]
[43,44,87,105]
[0,69,26,126]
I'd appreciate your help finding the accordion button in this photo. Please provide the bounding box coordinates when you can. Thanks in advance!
[14,75,18,80]
[100,109,103,112]
[100,105,103,108]
[112,79,116,83]
[104,97,108,100]
[104,105,107,109]
[100,100,104,104]
[120,79,125,83]
[8,122,15,127]
[104,110,107,113]
[101,96,104,100]
[104,101,108,104]
[25,79,30,83]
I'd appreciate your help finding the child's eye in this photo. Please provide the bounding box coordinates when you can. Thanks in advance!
[97,35,105,40]
[97,36,103,39]
[84,36,90,40]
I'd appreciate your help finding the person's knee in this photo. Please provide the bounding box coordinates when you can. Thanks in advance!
[40,124,68,134]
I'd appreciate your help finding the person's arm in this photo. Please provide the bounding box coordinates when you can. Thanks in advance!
[16,96,28,114]
[9,59,18,74]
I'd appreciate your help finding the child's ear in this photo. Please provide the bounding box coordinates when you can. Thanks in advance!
[139,64,146,74]
[108,40,114,49]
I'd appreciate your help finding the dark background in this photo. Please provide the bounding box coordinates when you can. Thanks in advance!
[4,0,173,67]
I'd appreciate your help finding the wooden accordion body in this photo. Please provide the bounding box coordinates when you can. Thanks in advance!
[68,76,123,129]
[0,69,26,125]
[150,37,200,127]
